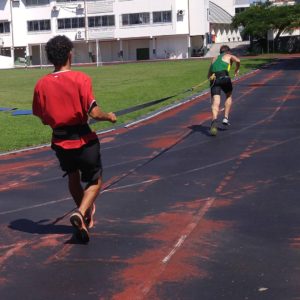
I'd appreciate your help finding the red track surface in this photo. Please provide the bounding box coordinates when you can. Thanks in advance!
[1,56,300,300]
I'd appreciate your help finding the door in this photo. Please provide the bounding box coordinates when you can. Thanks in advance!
[136,48,150,60]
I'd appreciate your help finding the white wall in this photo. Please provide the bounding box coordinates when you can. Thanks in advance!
[156,35,188,59]
[173,0,189,35]
[115,0,185,39]
[188,0,209,36]
[0,54,13,68]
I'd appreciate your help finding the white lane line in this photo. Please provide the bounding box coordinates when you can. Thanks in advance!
[2,118,299,215]
[3,134,297,216]
[0,176,62,192]
[103,135,300,193]
[162,235,187,264]
[162,197,216,264]
[0,197,71,215]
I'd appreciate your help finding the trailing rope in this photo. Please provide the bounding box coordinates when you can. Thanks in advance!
[90,78,210,123]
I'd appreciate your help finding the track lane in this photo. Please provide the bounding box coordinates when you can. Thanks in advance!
[0,57,300,299]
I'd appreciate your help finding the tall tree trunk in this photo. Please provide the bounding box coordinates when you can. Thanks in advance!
[274,29,284,52]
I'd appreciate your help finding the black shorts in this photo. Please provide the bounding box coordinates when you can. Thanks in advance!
[211,76,233,97]
[52,139,102,183]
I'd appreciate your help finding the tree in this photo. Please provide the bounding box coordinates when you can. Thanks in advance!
[232,3,300,50]
[269,4,300,41]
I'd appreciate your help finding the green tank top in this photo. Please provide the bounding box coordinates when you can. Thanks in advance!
[211,54,231,73]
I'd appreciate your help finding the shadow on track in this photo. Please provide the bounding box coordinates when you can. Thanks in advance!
[9,218,73,235]
[9,219,92,244]
[189,124,227,137]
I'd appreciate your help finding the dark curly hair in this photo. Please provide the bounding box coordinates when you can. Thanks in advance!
[220,45,231,54]
[45,35,73,67]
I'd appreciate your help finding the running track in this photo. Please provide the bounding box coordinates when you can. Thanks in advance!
[1,57,300,300]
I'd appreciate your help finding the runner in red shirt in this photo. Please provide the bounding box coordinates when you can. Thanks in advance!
[33,35,117,243]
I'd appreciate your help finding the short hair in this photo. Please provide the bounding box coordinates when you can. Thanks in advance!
[220,45,231,54]
[45,35,73,67]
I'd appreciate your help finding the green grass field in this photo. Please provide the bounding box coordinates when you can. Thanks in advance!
[0,58,271,152]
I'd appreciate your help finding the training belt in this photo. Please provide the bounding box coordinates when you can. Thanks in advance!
[214,70,230,79]
[52,124,92,140]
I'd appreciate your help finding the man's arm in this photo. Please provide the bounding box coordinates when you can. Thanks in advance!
[89,105,117,123]
[230,55,240,77]
[207,58,216,79]
[207,63,213,79]
[32,86,47,125]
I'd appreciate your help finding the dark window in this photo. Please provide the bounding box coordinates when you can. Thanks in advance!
[235,7,247,14]
[27,19,51,31]
[71,18,78,28]
[122,13,150,26]
[88,15,115,28]
[0,21,10,33]
[57,18,85,30]
[153,11,172,23]
[25,0,49,6]
[57,19,64,29]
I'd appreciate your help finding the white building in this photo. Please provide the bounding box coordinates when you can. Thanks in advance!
[0,0,243,68]
[268,0,297,5]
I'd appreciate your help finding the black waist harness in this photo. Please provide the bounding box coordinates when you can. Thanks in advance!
[52,124,92,140]
[215,70,229,79]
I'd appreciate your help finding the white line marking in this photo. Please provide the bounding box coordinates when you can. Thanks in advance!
[0,197,71,215]
[162,235,187,263]
[162,197,215,263]
[0,176,62,192]
[103,135,300,193]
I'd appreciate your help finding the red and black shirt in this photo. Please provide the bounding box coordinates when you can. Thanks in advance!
[33,70,98,149]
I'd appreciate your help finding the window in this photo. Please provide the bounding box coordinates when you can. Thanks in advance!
[27,20,51,32]
[57,18,85,29]
[88,15,115,28]
[153,11,172,23]
[25,0,49,6]
[122,13,150,26]
[235,7,247,14]
[0,21,10,34]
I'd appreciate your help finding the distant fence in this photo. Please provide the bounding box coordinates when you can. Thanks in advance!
[251,35,300,54]
[276,35,300,53]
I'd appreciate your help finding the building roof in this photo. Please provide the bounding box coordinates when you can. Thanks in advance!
[209,1,233,24]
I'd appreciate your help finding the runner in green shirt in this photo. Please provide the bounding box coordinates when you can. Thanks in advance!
[207,45,240,136]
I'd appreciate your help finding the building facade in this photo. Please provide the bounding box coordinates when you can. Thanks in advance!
[0,0,244,67]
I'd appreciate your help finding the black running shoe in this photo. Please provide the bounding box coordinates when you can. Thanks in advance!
[70,211,90,243]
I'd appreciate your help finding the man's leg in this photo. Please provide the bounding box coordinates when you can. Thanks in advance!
[209,95,221,135]
[68,171,98,227]
[69,177,101,243]
[78,177,102,219]
[211,95,221,121]
[69,140,102,241]
[68,170,83,208]
[224,92,232,120]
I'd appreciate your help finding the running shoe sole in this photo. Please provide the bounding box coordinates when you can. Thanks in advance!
[70,212,90,243]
